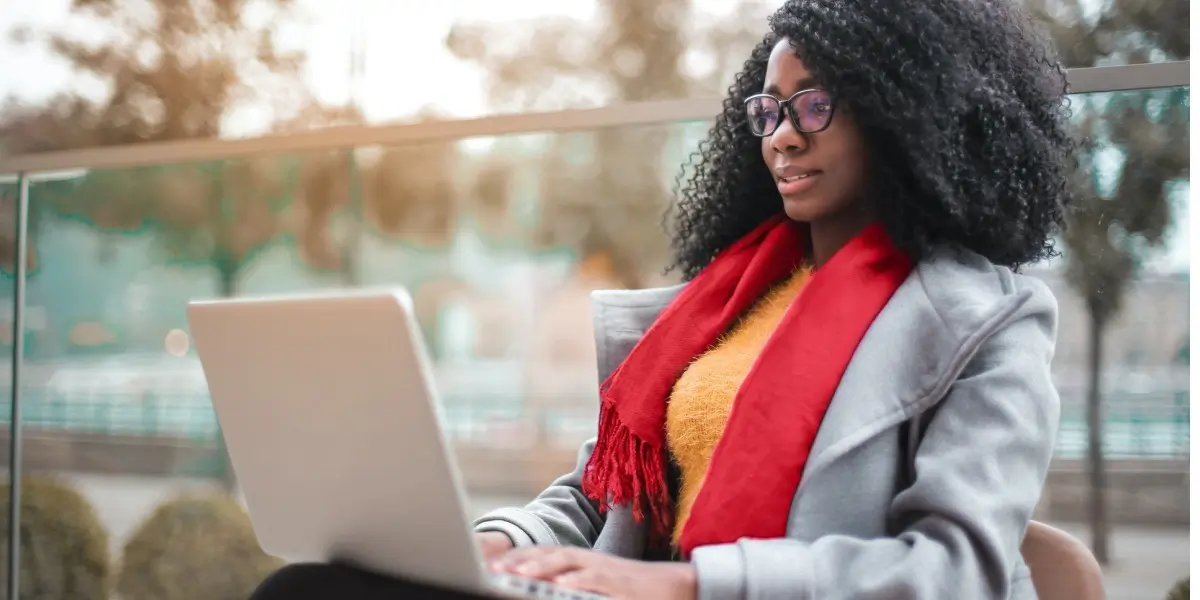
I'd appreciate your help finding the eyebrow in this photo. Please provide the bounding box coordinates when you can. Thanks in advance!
[764,77,819,96]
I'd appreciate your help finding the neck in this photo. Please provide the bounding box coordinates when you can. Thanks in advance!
[808,206,874,269]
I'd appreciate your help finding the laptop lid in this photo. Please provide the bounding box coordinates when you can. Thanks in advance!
[187,288,492,594]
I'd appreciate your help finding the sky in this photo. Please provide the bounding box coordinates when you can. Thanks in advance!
[0,1,577,122]
[0,0,1190,273]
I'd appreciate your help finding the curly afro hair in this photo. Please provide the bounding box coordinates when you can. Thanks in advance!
[669,0,1074,279]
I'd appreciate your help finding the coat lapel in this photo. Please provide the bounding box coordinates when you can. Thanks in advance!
[799,260,1031,484]
[798,272,951,482]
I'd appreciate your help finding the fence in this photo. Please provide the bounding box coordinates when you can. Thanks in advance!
[8,357,1192,464]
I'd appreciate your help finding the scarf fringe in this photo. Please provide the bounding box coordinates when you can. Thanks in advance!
[581,396,674,547]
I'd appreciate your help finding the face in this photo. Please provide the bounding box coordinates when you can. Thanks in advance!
[756,38,869,224]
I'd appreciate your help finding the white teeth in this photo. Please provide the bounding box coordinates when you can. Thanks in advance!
[781,173,812,182]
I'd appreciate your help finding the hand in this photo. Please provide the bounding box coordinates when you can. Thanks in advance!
[489,546,697,600]
[475,531,515,561]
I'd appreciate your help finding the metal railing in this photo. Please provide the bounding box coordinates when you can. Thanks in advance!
[8,382,1190,460]
[0,61,1188,176]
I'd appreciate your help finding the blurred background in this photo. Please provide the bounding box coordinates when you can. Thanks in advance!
[0,1,1189,599]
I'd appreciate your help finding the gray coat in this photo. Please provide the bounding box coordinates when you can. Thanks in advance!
[475,248,1060,600]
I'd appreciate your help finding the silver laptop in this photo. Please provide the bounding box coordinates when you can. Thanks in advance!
[187,288,606,600]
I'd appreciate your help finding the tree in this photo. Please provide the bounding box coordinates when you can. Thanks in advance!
[469,152,518,239]
[0,0,319,493]
[446,0,771,287]
[535,131,674,289]
[1027,0,1189,564]
[278,107,464,282]
[3,0,309,150]
[1030,0,1187,68]
[361,114,460,248]
[0,0,314,296]
[0,182,39,274]
[274,104,367,284]
[293,150,357,280]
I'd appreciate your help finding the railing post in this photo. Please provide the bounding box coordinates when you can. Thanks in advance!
[6,172,29,600]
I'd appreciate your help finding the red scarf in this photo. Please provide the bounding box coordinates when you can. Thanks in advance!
[581,215,913,557]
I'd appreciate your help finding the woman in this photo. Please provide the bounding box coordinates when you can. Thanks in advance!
[253,0,1072,598]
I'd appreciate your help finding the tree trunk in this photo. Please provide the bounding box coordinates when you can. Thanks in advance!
[1086,308,1109,565]
[217,265,237,298]
[216,264,240,495]
[341,151,362,287]
[339,251,358,286]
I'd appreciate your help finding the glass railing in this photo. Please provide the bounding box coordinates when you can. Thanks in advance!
[0,78,1189,598]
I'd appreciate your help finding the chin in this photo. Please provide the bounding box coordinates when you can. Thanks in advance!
[781,197,829,223]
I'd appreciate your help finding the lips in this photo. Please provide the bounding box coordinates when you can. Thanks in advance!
[775,167,821,182]
[775,168,822,196]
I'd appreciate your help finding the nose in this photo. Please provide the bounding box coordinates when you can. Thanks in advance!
[769,113,809,155]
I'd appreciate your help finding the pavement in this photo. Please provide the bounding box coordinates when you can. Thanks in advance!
[54,475,1187,600]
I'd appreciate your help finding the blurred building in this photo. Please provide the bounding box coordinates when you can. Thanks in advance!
[1033,267,1189,381]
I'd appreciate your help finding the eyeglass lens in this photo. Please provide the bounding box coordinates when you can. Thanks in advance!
[745,90,833,136]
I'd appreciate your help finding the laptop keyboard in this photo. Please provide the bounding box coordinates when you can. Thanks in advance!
[490,572,611,599]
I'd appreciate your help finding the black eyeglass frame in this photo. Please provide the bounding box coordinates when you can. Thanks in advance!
[743,88,837,137]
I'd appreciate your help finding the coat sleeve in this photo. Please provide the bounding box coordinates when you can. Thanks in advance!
[473,439,604,548]
[690,283,1061,600]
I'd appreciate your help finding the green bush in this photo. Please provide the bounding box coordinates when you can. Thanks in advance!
[0,476,111,600]
[1166,576,1189,600]
[117,493,282,600]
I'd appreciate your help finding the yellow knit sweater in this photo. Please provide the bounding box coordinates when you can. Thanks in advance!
[665,267,812,543]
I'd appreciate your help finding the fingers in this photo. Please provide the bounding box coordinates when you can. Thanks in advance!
[554,567,616,594]
[475,531,514,560]
[489,546,597,581]
[488,547,636,597]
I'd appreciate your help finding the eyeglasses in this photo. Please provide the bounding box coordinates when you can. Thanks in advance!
[744,89,836,137]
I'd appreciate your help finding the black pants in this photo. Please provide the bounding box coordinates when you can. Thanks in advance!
[250,562,494,599]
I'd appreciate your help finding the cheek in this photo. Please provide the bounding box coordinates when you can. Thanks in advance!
[818,131,871,199]
[825,127,869,176]
[760,138,773,167]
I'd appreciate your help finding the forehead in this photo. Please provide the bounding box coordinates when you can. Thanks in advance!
[764,38,813,91]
